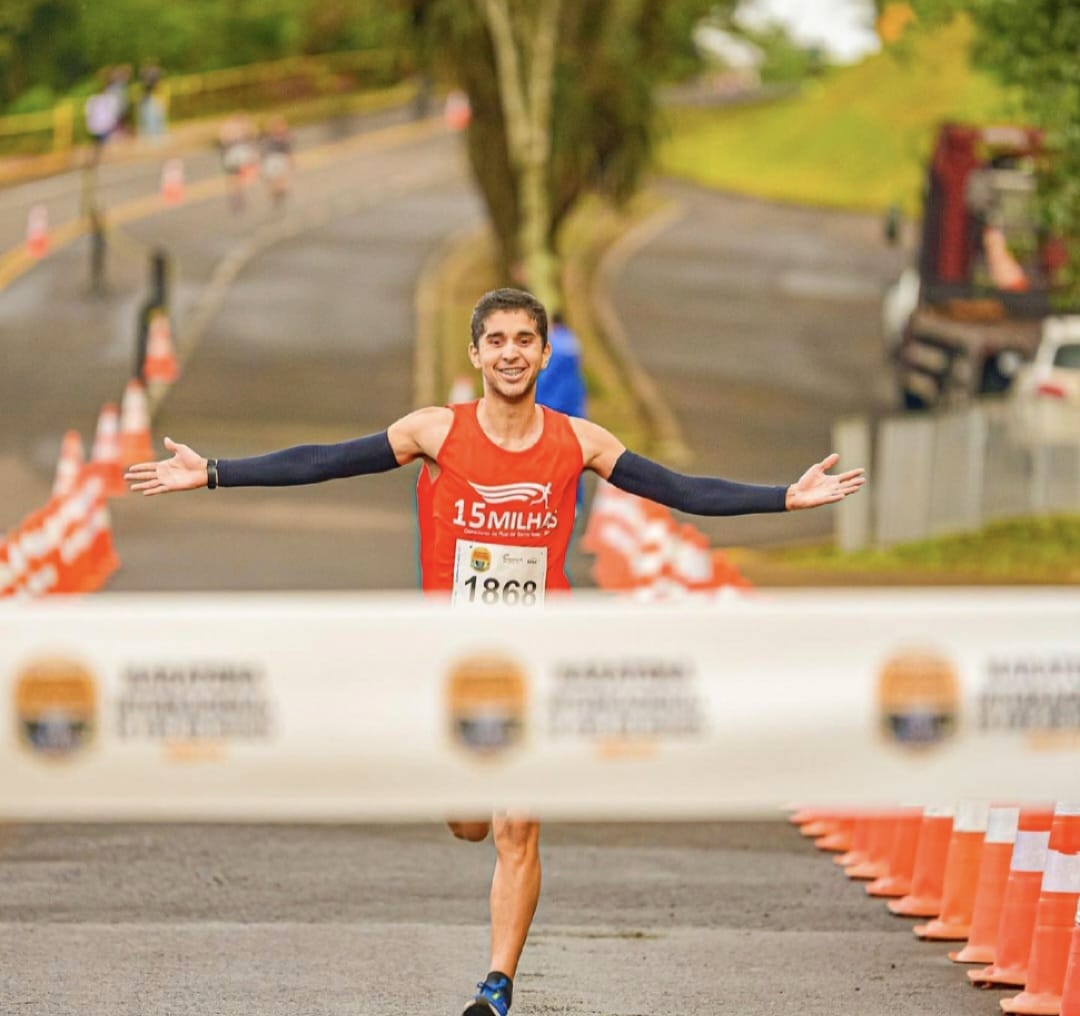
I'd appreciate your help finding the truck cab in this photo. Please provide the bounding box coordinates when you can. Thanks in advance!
[887,123,1074,409]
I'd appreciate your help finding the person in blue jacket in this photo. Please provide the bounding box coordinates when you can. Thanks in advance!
[535,312,588,511]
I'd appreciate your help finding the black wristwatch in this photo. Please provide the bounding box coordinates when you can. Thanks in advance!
[206,458,219,490]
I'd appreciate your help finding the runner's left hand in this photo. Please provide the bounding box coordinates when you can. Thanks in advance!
[785,453,866,510]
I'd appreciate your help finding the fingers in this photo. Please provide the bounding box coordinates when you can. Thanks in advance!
[163,436,178,452]
[819,452,840,470]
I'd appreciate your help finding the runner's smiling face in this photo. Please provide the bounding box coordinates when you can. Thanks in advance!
[469,309,551,402]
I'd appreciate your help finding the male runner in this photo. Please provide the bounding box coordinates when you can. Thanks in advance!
[125,287,865,1016]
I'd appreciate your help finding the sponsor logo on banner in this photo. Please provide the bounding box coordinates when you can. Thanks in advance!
[877,650,959,748]
[470,546,492,573]
[114,661,273,760]
[978,655,1080,749]
[14,657,97,761]
[548,658,706,757]
[446,654,528,758]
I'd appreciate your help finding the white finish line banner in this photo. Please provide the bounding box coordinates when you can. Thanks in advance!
[1,591,1077,820]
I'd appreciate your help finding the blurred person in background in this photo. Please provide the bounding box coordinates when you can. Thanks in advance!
[218,112,258,213]
[260,115,294,207]
[535,311,587,512]
[137,60,167,140]
[105,65,133,137]
[84,71,122,168]
[124,287,864,1016]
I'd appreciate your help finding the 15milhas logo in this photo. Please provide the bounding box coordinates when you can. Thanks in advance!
[452,481,559,534]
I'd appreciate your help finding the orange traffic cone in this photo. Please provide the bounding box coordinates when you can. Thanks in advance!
[82,476,119,591]
[672,523,715,595]
[144,311,179,387]
[790,807,829,827]
[52,430,86,498]
[867,807,924,897]
[817,815,856,853]
[3,525,28,597]
[951,806,1022,964]
[888,805,954,916]
[1060,905,1080,1016]
[89,403,126,497]
[710,548,752,591]
[1001,803,1080,1014]
[0,537,13,598]
[847,810,897,881]
[160,159,185,204]
[837,811,874,868]
[800,811,838,838]
[630,506,677,599]
[119,379,154,467]
[915,802,990,939]
[970,806,1056,987]
[58,473,98,594]
[794,808,844,843]
[26,204,49,258]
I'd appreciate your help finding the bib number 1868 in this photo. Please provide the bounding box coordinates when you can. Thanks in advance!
[462,576,539,607]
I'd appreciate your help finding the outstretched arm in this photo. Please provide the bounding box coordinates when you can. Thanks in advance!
[571,418,865,514]
[125,408,453,496]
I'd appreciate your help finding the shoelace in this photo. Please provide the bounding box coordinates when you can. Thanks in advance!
[477,979,508,1008]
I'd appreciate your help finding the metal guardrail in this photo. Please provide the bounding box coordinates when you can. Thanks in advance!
[0,48,404,157]
[834,399,1080,550]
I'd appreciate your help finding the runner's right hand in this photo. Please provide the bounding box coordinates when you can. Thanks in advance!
[124,437,209,495]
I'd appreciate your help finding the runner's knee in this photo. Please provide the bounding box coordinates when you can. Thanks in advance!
[492,817,540,863]
[448,820,491,842]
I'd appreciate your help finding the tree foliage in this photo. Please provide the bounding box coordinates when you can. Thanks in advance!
[0,0,409,110]
[422,0,721,289]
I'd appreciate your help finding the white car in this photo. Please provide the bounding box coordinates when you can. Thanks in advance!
[1008,316,1080,445]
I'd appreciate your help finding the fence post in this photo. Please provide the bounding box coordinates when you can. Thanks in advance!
[833,416,872,552]
[88,206,107,297]
[875,414,936,546]
[134,249,170,380]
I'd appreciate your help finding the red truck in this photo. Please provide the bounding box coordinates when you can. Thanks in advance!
[885,122,1074,409]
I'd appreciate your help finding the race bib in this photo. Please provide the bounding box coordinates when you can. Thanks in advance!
[451,541,546,609]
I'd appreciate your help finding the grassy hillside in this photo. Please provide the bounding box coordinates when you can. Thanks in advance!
[657,17,1016,216]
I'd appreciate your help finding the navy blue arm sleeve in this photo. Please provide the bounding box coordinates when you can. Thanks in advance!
[607,451,788,515]
[217,431,400,487]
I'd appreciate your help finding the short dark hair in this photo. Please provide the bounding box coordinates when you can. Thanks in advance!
[470,288,548,346]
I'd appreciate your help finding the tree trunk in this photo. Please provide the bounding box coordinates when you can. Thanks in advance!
[476,0,562,308]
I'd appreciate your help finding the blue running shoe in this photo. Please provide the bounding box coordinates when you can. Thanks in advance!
[462,971,513,1016]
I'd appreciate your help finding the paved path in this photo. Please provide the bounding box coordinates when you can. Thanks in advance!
[612,180,904,547]
[0,821,997,1016]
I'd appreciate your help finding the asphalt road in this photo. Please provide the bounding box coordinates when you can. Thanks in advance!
[613,180,904,548]
[0,820,1000,1016]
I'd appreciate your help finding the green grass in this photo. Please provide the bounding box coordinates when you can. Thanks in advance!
[767,514,1080,583]
[658,17,1018,216]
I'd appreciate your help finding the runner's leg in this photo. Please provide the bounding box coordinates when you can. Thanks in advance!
[488,816,541,979]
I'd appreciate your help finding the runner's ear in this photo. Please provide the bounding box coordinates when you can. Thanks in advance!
[467,342,481,368]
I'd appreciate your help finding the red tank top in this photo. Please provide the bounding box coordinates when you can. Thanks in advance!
[417,401,583,598]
